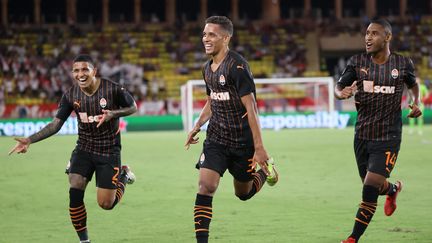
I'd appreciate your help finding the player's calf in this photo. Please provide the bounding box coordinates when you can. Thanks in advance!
[194,194,213,243]
[69,188,89,242]
[236,169,267,201]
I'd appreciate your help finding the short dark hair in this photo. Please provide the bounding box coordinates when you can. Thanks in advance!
[205,16,233,36]
[73,54,95,67]
[370,18,392,35]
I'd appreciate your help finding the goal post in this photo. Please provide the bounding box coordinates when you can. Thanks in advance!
[181,77,336,131]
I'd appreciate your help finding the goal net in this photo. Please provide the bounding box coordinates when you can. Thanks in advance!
[181,77,341,131]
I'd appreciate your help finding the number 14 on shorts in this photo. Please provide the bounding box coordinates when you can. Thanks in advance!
[385,151,397,173]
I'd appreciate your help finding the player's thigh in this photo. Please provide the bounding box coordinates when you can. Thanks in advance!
[69,148,96,185]
[354,138,369,178]
[196,140,229,178]
[367,139,401,178]
[227,146,255,183]
[94,153,121,189]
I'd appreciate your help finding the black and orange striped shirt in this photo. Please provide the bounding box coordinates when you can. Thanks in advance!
[337,52,417,141]
[56,78,135,155]
[203,50,255,148]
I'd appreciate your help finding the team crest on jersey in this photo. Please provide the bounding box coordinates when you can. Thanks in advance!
[73,100,81,109]
[391,69,399,79]
[219,75,226,85]
[99,98,107,108]
[199,153,205,164]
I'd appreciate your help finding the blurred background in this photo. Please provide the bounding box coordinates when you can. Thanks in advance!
[1,2,431,242]
[0,0,431,133]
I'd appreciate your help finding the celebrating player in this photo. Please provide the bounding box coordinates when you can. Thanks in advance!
[9,54,137,243]
[335,19,422,243]
[185,16,279,243]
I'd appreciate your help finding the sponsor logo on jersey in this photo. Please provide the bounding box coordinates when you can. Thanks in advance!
[219,75,226,85]
[210,91,230,100]
[360,68,369,75]
[73,100,81,109]
[373,85,395,94]
[79,112,103,123]
[391,69,399,79]
[363,80,395,94]
[100,98,107,108]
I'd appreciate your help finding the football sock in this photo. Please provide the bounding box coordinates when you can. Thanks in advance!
[69,188,88,241]
[237,169,267,201]
[379,181,397,196]
[194,194,213,243]
[107,181,126,210]
[350,185,379,240]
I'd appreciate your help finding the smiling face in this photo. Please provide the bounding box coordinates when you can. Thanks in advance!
[365,23,391,55]
[72,61,97,89]
[202,23,230,56]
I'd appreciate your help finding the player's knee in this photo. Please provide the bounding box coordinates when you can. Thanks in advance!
[364,178,384,188]
[236,192,252,201]
[198,181,218,195]
[98,200,114,210]
[69,174,87,190]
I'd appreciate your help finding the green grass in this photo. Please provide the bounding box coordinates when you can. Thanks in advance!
[1,126,431,243]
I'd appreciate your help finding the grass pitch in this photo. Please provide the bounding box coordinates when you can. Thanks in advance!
[1,126,431,243]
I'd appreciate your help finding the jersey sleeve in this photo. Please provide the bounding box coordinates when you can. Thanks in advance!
[55,93,73,121]
[336,56,358,88]
[202,62,211,96]
[231,61,255,97]
[404,58,417,89]
[116,86,136,107]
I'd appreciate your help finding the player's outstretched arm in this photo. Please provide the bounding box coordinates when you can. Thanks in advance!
[97,102,138,128]
[241,93,270,176]
[185,97,212,150]
[9,118,65,155]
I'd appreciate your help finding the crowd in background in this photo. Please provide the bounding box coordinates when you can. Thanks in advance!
[1,15,431,118]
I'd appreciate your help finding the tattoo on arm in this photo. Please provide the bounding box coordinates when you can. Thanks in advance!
[28,118,64,143]
[111,103,137,118]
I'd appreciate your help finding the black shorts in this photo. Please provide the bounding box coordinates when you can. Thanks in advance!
[354,138,401,178]
[195,140,255,182]
[69,148,121,189]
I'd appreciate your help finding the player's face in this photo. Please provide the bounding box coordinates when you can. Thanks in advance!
[365,23,391,54]
[202,23,230,56]
[72,61,97,89]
